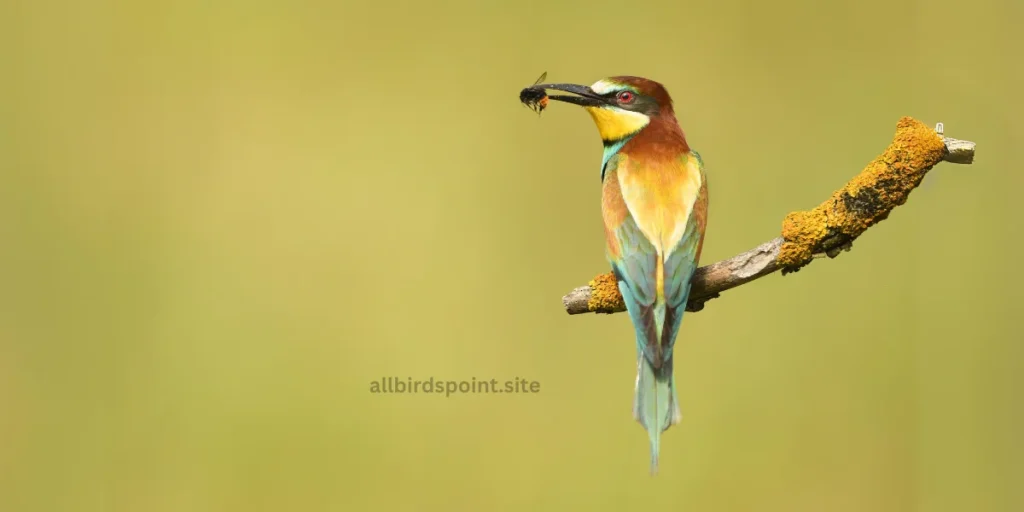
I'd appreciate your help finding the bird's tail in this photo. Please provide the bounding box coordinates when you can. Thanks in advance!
[633,352,681,475]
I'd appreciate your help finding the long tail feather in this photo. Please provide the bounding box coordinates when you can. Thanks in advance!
[633,352,681,475]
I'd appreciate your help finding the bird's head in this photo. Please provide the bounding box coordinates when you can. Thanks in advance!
[538,76,675,144]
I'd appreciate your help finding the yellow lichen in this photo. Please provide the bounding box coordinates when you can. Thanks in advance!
[778,117,948,272]
[586,272,626,313]
[779,209,829,270]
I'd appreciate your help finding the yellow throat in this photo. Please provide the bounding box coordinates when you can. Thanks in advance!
[584,106,650,143]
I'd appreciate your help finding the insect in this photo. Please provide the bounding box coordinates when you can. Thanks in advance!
[519,71,549,114]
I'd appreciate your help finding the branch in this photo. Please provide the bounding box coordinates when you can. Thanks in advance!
[562,117,977,315]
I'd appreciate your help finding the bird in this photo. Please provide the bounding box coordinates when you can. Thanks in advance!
[535,76,708,474]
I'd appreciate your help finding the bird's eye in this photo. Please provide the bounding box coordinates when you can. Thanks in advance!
[617,91,635,103]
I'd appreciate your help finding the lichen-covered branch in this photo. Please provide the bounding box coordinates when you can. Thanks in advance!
[562,117,977,316]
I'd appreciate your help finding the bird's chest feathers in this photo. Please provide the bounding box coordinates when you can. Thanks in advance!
[611,156,702,257]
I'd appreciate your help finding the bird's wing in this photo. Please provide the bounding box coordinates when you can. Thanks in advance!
[603,152,706,364]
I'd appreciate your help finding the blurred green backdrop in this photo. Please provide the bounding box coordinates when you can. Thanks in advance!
[1,0,1021,510]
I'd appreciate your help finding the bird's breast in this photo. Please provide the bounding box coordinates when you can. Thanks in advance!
[613,156,702,257]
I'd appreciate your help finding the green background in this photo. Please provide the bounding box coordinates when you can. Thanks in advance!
[2,0,1021,510]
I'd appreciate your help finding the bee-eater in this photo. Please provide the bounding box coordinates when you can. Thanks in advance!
[539,76,708,474]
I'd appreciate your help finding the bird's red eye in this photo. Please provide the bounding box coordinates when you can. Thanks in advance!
[617,91,635,103]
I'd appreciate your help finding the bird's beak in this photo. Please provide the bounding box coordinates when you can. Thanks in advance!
[536,83,607,108]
